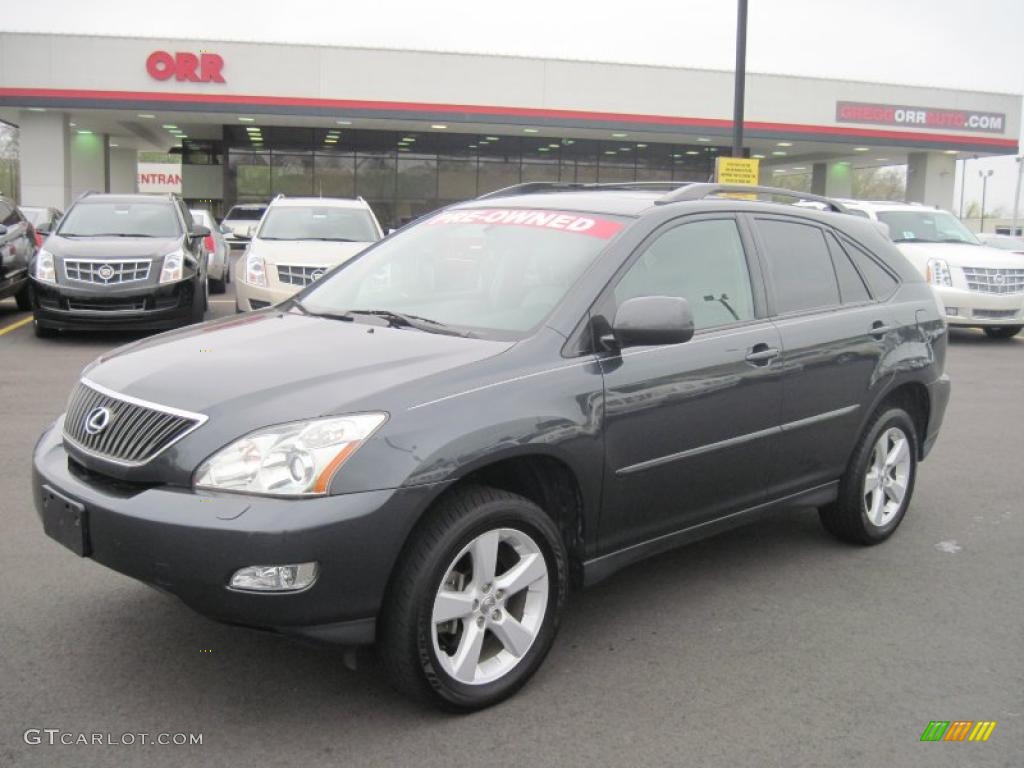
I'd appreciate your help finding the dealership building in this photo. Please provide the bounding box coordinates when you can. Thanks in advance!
[1,32,1020,227]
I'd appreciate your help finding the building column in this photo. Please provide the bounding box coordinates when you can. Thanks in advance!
[18,110,71,208]
[69,132,109,200]
[108,147,137,194]
[906,152,955,209]
[810,161,852,198]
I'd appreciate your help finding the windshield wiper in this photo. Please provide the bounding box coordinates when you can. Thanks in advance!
[939,238,975,244]
[343,309,474,337]
[61,232,162,238]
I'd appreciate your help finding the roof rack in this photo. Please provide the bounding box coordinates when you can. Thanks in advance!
[655,183,848,213]
[476,181,684,200]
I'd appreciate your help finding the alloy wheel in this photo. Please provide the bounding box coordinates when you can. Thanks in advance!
[863,426,912,527]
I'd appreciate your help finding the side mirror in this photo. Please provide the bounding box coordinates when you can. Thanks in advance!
[191,224,212,238]
[608,296,694,349]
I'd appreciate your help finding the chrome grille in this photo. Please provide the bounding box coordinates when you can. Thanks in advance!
[63,380,206,465]
[277,264,329,287]
[64,259,151,285]
[961,267,1024,295]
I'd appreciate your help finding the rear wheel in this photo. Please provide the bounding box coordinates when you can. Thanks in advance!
[819,407,917,544]
[983,325,1021,339]
[379,485,568,711]
[14,282,31,311]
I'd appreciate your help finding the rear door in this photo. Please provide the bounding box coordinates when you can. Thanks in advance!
[597,214,785,552]
[749,214,899,497]
[0,202,31,288]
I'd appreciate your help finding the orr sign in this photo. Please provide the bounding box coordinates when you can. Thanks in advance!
[146,51,225,83]
[836,101,1005,134]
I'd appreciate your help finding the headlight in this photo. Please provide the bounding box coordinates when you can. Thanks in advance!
[33,249,56,283]
[159,249,185,284]
[245,250,267,287]
[926,258,953,287]
[194,413,388,496]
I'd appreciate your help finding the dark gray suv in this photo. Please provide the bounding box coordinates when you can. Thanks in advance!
[33,183,950,711]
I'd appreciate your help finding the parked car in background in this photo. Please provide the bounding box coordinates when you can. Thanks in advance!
[842,201,1024,339]
[29,193,210,337]
[190,209,230,293]
[33,182,950,711]
[0,196,36,310]
[235,196,382,312]
[977,233,1024,254]
[20,205,63,247]
[220,203,267,253]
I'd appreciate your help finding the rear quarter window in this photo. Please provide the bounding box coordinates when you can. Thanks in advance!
[836,236,900,300]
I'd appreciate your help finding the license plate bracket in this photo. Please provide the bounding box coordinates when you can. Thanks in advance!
[41,484,90,557]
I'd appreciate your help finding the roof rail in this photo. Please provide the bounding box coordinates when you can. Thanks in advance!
[476,181,685,200]
[656,183,848,213]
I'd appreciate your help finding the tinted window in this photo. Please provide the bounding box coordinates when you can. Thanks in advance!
[58,202,181,238]
[614,218,755,330]
[826,233,871,303]
[839,237,899,299]
[757,219,840,314]
[258,206,379,243]
[224,206,266,221]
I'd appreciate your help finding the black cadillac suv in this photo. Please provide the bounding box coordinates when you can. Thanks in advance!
[33,182,950,711]
[30,192,210,337]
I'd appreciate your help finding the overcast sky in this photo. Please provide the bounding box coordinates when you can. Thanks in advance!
[3,0,1022,212]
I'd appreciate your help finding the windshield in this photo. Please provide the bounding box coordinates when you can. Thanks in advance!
[258,206,379,242]
[297,207,629,337]
[224,207,266,221]
[57,202,181,238]
[876,210,980,245]
[983,236,1024,251]
[21,207,47,226]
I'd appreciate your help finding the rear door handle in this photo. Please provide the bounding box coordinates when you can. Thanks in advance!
[745,343,780,365]
[870,321,897,338]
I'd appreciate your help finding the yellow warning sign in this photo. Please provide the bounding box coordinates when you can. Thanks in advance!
[714,156,760,186]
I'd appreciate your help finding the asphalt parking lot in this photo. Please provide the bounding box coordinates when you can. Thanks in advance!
[0,273,1021,767]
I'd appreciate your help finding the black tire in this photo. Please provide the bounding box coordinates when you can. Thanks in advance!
[33,318,57,338]
[983,325,1021,339]
[190,278,208,323]
[14,281,31,311]
[209,277,226,294]
[379,485,568,712]
[819,407,918,545]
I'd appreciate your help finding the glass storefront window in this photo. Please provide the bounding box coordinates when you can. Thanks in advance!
[314,152,356,197]
[272,152,314,196]
[230,150,271,201]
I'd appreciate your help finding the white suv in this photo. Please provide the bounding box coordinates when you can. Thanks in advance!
[236,196,383,311]
[841,201,1024,339]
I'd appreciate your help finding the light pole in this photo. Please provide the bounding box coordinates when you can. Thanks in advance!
[978,169,994,233]
[1012,156,1023,237]
[731,0,748,158]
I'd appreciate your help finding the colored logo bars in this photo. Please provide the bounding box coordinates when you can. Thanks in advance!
[920,721,997,742]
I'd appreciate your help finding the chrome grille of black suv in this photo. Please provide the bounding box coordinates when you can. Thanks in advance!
[64,259,151,284]
[62,380,206,465]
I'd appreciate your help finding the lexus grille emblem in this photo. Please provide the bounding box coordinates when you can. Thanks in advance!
[97,264,115,281]
[310,269,326,281]
[84,406,112,436]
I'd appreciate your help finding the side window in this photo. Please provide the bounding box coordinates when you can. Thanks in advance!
[756,218,840,314]
[614,218,756,330]
[825,232,871,303]
[839,237,899,299]
[0,202,17,227]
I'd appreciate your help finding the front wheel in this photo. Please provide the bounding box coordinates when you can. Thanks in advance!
[379,485,568,711]
[983,325,1021,339]
[819,407,917,544]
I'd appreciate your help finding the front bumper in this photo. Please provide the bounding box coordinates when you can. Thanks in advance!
[33,422,437,644]
[31,278,198,331]
[934,286,1024,327]
[235,278,299,312]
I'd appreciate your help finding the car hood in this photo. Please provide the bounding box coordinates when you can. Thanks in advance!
[84,311,514,420]
[47,234,182,259]
[251,239,372,266]
[897,242,1024,269]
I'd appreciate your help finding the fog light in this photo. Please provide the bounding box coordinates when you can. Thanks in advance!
[229,562,318,592]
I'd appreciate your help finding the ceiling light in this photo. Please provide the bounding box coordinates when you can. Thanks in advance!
[523,128,539,133]
[854,147,870,152]
[549,143,560,148]
[109,143,118,147]
[773,168,785,174]
[772,151,787,156]
[620,147,631,151]
[27,107,46,112]
[469,144,478,149]
[776,142,793,147]
[403,137,416,142]
[399,147,410,152]
[76,129,93,135]
[431,124,447,130]
[137,113,155,119]
[792,166,806,171]
[752,153,766,159]
[538,147,549,152]
[686,150,699,155]
[238,117,255,123]
[69,122,76,127]
[672,153,682,158]
[162,124,177,129]
[696,137,711,143]
[637,143,647,148]
[604,150,616,155]
[611,132,628,138]
[486,136,500,141]
[336,120,352,125]
[876,158,889,162]
[944,150,958,155]
[563,139,574,145]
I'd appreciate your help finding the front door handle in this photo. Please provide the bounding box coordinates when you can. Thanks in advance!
[745,343,780,365]
[870,321,897,338]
